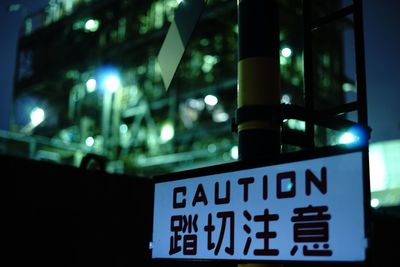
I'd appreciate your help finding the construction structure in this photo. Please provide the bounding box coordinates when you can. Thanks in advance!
[7,0,350,176]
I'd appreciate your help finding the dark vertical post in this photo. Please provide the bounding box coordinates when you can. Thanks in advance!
[237,0,281,161]
[303,0,315,149]
[353,0,368,127]
[353,0,372,265]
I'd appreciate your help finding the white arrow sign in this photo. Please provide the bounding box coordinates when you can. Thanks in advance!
[157,0,207,90]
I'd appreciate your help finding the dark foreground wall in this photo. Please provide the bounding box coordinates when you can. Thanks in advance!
[3,155,154,266]
[3,155,399,267]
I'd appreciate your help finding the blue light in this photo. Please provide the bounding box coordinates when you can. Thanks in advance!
[97,65,121,93]
[338,125,369,147]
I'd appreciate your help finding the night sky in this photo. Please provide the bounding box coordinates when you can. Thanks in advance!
[1,0,399,143]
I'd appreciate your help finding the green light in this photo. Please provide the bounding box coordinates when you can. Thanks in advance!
[120,124,128,134]
[287,119,305,131]
[84,19,100,32]
[280,56,288,66]
[202,55,219,73]
[342,83,355,92]
[281,47,292,58]
[8,3,21,12]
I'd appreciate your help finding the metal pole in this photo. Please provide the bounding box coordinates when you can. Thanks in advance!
[353,0,372,265]
[237,0,281,161]
[102,89,112,156]
[237,0,282,265]
[303,0,315,149]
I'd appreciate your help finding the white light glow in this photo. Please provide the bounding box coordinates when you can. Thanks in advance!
[213,111,229,123]
[30,107,45,126]
[207,144,217,153]
[342,82,355,92]
[120,124,128,134]
[84,19,100,32]
[370,198,380,208]
[369,146,386,191]
[339,132,358,144]
[287,119,305,131]
[85,136,95,147]
[281,47,292,58]
[230,146,239,160]
[281,94,291,104]
[204,95,218,106]
[161,122,174,143]
[104,75,120,92]
[177,0,184,5]
[86,78,96,93]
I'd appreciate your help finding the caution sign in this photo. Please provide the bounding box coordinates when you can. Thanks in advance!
[152,151,368,262]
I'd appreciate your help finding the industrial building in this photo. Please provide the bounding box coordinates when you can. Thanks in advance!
[9,0,348,176]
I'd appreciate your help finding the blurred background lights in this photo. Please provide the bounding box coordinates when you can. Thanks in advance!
[369,139,400,207]
[281,94,291,104]
[281,47,292,58]
[85,136,95,147]
[188,98,205,111]
[30,107,45,126]
[370,198,380,208]
[212,110,229,123]
[104,75,120,92]
[339,132,358,144]
[207,143,217,153]
[204,94,218,106]
[119,124,128,134]
[86,78,96,93]
[230,146,239,160]
[338,125,368,146]
[287,119,305,131]
[177,0,184,5]
[84,19,100,32]
[160,122,174,143]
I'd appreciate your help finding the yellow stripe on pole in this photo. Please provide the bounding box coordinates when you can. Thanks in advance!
[238,57,280,107]
[237,56,280,131]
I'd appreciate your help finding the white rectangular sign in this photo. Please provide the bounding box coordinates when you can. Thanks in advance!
[152,152,367,262]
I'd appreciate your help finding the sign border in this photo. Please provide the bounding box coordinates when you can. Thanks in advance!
[152,144,371,264]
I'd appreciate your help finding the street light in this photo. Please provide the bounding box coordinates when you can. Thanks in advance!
[30,107,45,127]
[204,94,218,106]
[21,106,45,134]
[84,19,100,32]
[99,69,121,156]
[281,47,292,58]
[338,125,369,147]
[86,78,97,93]
[104,75,120,93]
[160,121,175,143]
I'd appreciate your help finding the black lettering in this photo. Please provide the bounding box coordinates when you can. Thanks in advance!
[263,175,268,200]
[215,181,230,205]
[306,167,327,195]
[192,183,208,206]
[238,177,255,202]
[277,171,296,199]
[173,186,186,209]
